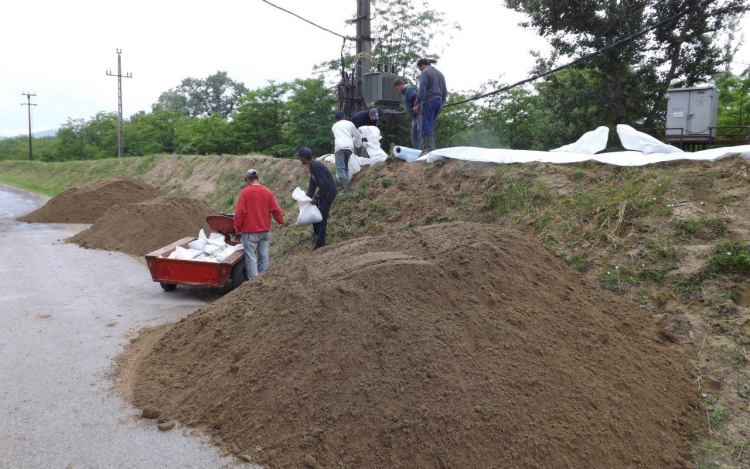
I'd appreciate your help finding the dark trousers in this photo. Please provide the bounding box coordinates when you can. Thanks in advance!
[312,195,335,250]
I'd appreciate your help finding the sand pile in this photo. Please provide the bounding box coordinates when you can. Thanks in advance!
[123,222,699,469]
[69,196,214,256]
[19,178,163,224]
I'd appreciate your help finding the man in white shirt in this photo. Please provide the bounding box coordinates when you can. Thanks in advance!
[331,110,362,194]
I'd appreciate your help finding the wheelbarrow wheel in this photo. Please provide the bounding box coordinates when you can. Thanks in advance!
[160,282,177,292]
[230,262,246,291]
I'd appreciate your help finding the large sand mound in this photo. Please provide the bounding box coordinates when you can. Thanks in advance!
[69,196,214,256]
[19,178,163,224]
[122,222,700,469]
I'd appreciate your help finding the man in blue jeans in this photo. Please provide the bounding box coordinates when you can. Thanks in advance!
[414,58,447,156]
[233,169,285,279]
[392,78,421,150]
[297,147,337,250]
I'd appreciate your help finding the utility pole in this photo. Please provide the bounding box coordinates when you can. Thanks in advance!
[355,0,371,112]
[21,92,37,161]
[106,49,132,157]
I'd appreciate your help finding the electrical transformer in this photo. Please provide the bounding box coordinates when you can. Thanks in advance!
[363,72,404,108]
[665,86,719,141]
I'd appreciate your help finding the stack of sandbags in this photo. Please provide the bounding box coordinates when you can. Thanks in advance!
[163,230,244,263]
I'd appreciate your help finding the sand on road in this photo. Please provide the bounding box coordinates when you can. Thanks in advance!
[0,184,237,469]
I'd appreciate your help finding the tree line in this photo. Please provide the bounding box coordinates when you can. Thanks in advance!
[0,0,746,161]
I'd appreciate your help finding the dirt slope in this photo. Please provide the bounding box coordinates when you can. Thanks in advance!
[122,222,700,469]
[18,177,163,223]
[68,196,214,256]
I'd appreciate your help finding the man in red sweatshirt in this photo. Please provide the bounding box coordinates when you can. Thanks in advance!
[233,169,284,280]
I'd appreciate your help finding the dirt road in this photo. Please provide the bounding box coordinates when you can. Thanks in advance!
[0,185,232,468]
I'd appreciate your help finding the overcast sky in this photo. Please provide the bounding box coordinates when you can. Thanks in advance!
[1,0,749,137]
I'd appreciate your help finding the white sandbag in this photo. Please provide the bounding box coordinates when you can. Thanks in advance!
[198,229,207,241]
[617,125,683,154]
[348,153,361,178]
[293,187,323,226]
[188,239,208,250]
[206,235,226,248]
[319,154,334,162]
[204,244,223,256]
[174,246,203,260]
[215,244,244,263]
[166,251,178,259]
[359,126,388,165]
[394,146,422,163]
[551,126,609,154]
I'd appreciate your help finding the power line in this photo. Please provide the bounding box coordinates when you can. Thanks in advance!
[21,92,37,161]
[258,0,355,40]
[444,0,716,108]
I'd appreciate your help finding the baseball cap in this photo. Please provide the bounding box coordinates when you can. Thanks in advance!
[245,169,258,179]
[368,108,379,120]
[297,147,312,159]
[334,110,345,119]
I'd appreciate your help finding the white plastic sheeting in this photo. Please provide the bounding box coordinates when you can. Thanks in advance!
[395,126,750,167]
[617,124,683,154]
[551,126,609,154]
[394,146,422,163]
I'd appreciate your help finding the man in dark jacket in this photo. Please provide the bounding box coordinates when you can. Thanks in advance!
[297,147,337,250]
[414,58,447,155]
[393,78,421,150]
[350,108,379,129]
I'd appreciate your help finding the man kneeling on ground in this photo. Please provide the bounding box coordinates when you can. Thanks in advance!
[233,169,284,280]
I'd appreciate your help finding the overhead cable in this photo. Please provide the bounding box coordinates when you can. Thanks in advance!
[444,0,716,108]
[259,0,355,40]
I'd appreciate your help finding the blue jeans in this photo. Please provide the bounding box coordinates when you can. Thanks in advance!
[334,149,351,180]
[420,98,442,138]
[312,195,335,250]
[411,116,422,149]
[242,231,270,279]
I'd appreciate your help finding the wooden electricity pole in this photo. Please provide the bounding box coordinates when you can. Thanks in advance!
[21,92,37,161]
[106,49,132,157]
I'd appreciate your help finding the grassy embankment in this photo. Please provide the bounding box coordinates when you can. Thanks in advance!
[2,154,750,468]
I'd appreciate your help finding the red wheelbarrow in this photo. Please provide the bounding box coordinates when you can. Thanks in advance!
[144,214,246,292]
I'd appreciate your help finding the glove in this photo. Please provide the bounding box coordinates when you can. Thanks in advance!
[362,138,368,143]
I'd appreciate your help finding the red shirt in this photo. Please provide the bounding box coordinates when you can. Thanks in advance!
[234,184,284,234]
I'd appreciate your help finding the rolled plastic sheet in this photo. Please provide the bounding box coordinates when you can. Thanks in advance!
[393,146,422,163]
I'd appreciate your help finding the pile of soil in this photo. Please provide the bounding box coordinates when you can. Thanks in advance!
[122,222,700,469]
[19,178,163,224]
[69,196,213,256]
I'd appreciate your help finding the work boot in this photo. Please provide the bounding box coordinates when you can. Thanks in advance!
[340,176,350,194]
[419,135,436,156]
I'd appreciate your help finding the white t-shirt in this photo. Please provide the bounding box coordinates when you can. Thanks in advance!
[332,120,362,152]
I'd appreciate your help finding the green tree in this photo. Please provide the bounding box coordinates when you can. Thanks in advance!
[505,0,748,126]
[161,71,248,119]
[715,70,750,129]
[175,114,236,155]
[232,81,290,156]
[280,78,337,157]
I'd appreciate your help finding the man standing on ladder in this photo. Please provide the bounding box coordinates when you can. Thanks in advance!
[414,58,447,156]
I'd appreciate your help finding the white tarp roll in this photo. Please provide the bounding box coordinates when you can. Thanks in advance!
[394,146,422,163]
[617,125,683,154]
[551,126,610,154]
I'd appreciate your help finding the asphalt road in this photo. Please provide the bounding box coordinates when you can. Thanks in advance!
[0,185,235,469]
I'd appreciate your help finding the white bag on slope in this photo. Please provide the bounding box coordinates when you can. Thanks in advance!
[293,187,323,226]
[348,153,361,179]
